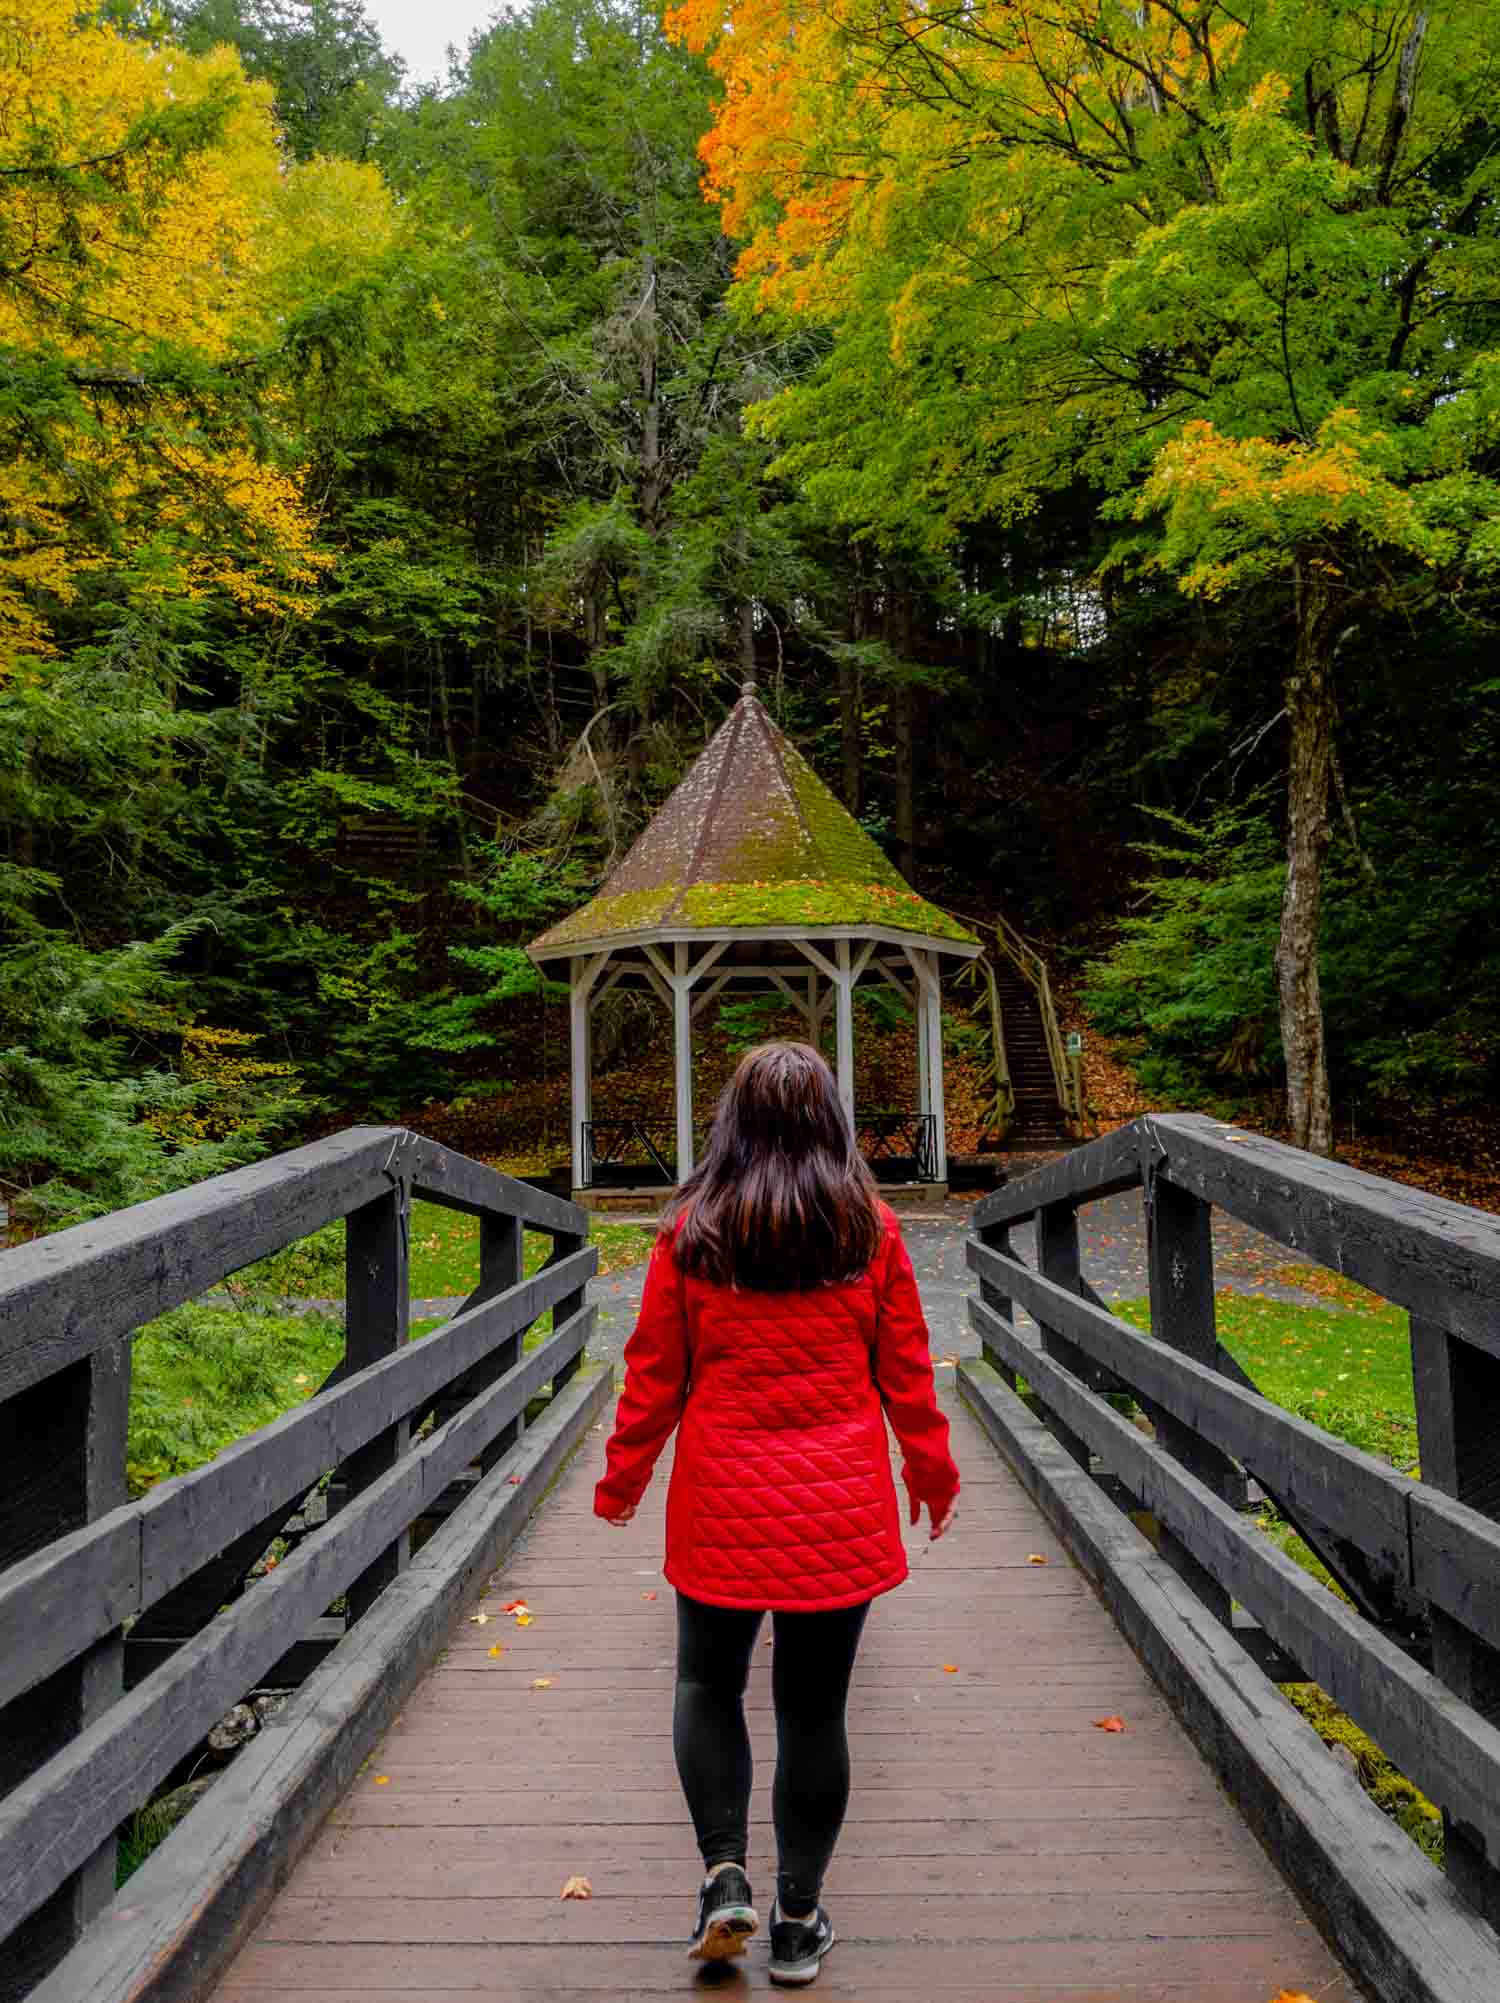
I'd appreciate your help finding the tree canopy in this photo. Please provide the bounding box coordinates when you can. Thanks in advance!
[2,0,1498,1222]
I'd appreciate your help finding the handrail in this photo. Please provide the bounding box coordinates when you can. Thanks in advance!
[959,1112,1500,2001]
[0,1127,598,1995]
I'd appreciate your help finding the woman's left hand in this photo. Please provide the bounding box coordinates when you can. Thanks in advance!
[602,1502,636,1527]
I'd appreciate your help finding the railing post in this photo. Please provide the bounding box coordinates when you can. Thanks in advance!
[478,1213,526,1469]
[1034,1202,1094,1469]
[1411,1316,1500,1925]
[1143,1173,1236,1623]
[0,1336,129,1998]
[976,1218,1015,1386]
[551,1225,590,1392]
[342,1182,410,1624]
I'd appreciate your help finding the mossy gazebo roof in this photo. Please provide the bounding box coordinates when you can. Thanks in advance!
[527,682,978,960]
[528,682,977,1199]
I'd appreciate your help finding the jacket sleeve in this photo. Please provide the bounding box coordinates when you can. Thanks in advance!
[872,1222,961,1523]
[594,1233,690,1518]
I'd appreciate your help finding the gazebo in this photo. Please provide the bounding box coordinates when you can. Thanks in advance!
[526,682,981,1202]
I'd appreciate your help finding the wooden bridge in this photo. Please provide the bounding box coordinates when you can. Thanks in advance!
[4,1118,1500,2002]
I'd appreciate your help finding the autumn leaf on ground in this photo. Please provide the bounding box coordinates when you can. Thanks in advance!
[1093,1716,1127,1733]
[515,1612,534,1626]
[1025,1553,1048,1565]
[532,1677,554,1689]
[1265,1993,1318,2003]
[374,1775,390,1785]
[942,1663,959,1674]
[560,1875,593,1899]
[502,1600,529,1614]
[642,1590,658,1600]
[469,1612,490,1625]
[487,1644,504,1658]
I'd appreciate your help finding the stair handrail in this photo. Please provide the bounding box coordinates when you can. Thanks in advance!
[957,954,1017,1141]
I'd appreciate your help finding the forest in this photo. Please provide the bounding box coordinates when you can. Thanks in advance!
[3,0,1499,1230]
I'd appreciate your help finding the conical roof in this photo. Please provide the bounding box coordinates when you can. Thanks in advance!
[528,683,977,959]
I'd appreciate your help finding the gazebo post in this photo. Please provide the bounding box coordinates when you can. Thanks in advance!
[673,941,694,1185]
[915,965,931,1123]
[834,939,855,1121]
[568,953,605,1192]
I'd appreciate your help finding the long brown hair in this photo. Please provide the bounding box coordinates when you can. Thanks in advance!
[664,1040,882,1291]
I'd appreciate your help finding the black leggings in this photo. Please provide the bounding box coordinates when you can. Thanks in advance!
[673,1589,871,1915]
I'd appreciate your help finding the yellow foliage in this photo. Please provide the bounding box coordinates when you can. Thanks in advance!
[0,0,391,662]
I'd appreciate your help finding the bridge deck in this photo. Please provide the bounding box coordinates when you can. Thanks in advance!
[215,1386,1355,2003]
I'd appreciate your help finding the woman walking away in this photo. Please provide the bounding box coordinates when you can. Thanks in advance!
[594,1041,961,1986]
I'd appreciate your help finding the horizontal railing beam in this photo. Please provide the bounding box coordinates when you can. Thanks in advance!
[0,1130,402,1398]
[970,1123,1143,1228]
[1149,1114,1500,1353]
[966,1241,1411,1589]
[0,1131,591,1400]
[0,1248,595,1712]
[0,1304,594,1941]
[971,1300,1500,1860]
[404,1136,584,1238]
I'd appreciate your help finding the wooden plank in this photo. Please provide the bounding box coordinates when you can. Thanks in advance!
[958,1357,1500,2003]
[0,1251,594,1712]
[405,1136,587,1239]
[0,1335,130,2000]
[1411,1314,1500,1922]
[1150,1113,1500,1354]
[0,1129,402,1398]
[966,1246,1412,1591]
[26,1365,613,2003]
[0,1310,593,1938]
[970,1122,1143,1229]
[342,1188,411,1623]
[969,1309,1500,1863]
[203,1381,1354,2003]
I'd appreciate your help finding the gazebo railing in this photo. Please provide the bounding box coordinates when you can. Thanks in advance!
[582,1112,941,1187]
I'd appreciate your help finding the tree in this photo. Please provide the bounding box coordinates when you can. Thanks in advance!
[673,0,1500,1150]
[167,0,403,160]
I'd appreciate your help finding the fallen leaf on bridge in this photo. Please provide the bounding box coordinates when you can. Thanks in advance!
[1093,1716,1127,1733]
[561,1875,593,1899]
[532,1677,554,1689]
[487,1644,504,1658]
[374,1775,390,1784]
[642,1591,658,1600]
[469,1612,490,1625]
[1025,1553,1048,1565]
[502,1600,529,1614]
[1265,1993,1318,2003]
[942,1664,959,1674]
[515,1612,534,1626]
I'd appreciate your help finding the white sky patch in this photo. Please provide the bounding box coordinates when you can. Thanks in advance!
[361,0,504,87]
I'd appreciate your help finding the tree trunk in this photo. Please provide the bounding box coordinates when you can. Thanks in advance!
[887,586,917,881]
[1274,565,1335,1156]
[841,583,865,813]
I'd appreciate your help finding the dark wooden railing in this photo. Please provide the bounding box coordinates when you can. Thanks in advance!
[959,1113,1500,2003]
[0,1127,604,2003]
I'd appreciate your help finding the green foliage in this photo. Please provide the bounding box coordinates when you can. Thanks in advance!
[126,1301,343,1493]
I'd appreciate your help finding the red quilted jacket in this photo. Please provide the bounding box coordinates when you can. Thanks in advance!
[593,1205,960,1611]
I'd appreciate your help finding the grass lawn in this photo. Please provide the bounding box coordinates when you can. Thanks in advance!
[1113,1277,1439,1862]
[127,1216,654,1495]
[1114,1279,1418,1472]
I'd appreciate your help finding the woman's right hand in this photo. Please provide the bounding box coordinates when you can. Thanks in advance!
[928,1496,957,1541]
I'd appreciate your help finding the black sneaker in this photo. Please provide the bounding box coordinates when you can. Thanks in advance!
[768,1899,836,1985]
[687,1864,759,1961]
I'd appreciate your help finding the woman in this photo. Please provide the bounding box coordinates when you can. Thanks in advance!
[594,1040,961,1987]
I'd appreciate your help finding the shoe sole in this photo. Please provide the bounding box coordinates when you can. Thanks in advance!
[768,1925,837,1985]
[688,1906,759,1961]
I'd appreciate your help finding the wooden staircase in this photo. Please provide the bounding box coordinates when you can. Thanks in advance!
[991,960,1071,1140]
